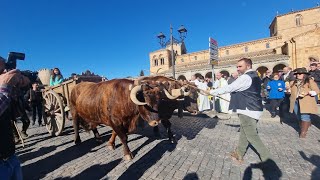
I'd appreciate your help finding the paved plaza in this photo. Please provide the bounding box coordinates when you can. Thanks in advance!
[16,110,320,180]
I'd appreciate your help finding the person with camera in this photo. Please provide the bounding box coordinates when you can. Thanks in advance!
[0,57,30,180]
[24,82,43,126]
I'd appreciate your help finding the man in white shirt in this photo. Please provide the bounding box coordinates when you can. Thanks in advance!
[203,58,272,164]
[213,72,230,113]
[197,76,211,112]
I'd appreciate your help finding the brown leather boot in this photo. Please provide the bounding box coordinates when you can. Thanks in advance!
[299,121,311,138]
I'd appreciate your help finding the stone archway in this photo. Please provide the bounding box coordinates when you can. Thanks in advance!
[220,70,230,78]
[177,75,187,81]
[194,73,203,78]
[256,66,268,79]
[273,64,286,73]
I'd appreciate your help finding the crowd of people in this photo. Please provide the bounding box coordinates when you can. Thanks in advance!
[191,61,320,140]
[194,58,320,172]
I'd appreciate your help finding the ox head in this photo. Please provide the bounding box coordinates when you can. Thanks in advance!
[129,82,163,127]
[157,79,199,115]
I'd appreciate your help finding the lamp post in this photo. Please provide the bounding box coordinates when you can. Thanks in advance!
[157,25,187,79]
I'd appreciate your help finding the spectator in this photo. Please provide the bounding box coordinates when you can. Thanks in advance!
[309,63,320,87]
[197,76,211,112]
[288,68,319,138]
[281,67,295,82]
[280,66,295,118]
[50,68,63,86]
[228,72,239,84]
[0,57,29,180]
[317,63,320,71]
[309,63,320,103]
[266,74,285,118]
[214,72,230,114]
[262,70,273,101]
[25,82,44,126]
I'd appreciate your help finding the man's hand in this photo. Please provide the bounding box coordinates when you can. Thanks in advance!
[0,69,30,87]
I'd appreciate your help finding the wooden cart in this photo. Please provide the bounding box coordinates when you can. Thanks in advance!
[42,76,102,136]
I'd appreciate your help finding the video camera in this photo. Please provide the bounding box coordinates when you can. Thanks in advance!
[5,52,25,70]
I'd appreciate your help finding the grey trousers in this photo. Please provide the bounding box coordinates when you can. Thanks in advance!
[236,114,272,161]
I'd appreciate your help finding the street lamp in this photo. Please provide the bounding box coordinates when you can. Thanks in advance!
[157,24,187,79]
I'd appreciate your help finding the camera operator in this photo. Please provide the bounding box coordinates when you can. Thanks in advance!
[0,57,29,179]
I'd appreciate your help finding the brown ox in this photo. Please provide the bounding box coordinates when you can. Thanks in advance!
[70,79,163,160]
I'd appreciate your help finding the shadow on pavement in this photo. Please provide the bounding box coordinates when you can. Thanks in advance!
[299,151,320,180]
[311,114,320,129]
[279,114,300,134]
[183,172,199,180]
[19,140,72,163]
[242,159,282,180]
[172,114,218,140]
[60,159,122,180]
[117,139,176,180]
[116,114,218,179]
[22,131,111,180]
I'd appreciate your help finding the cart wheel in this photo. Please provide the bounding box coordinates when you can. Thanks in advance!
[43,90,65,136]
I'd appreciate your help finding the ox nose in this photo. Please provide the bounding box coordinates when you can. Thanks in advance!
[148,120,160,127]
[191,110,198,115]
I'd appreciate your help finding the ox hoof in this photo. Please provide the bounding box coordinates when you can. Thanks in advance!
[107,143,115,150]
[154,133,161,139]
[169,138,177,144]
[74,139,82,145]
[124,154,133,161]
[95,137,103,144]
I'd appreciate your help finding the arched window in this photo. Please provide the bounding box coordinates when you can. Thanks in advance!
[244,46,248,52]
[296,14,303,26]
[194,56,197,60]
[154,59,158,66]
[226,50,229,55]
[266,43,270,49]
[160,58,164,65]
[181,58,184,63]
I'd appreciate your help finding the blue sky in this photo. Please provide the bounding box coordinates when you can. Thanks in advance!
[0,0,318,79]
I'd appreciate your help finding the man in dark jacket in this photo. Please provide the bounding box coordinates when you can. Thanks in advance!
[309,63,320,88]
[262,70,272,102]
[309,63,320,103]
[25,82,43,126]
[281,67,295,82]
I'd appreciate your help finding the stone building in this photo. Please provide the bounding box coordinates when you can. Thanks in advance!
[149,6,320,80]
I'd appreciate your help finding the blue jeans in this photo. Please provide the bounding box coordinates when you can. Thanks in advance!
[294,101,311,121]
[0,154,22,180]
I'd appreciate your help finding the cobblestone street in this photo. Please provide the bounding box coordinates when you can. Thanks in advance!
[16,110,320,180]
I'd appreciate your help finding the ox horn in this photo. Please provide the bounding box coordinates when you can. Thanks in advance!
[181,86,191,96]
[163,88,179,100]
[130,85,147,106]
